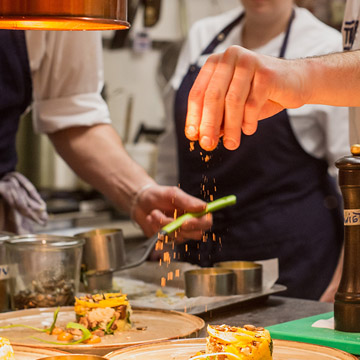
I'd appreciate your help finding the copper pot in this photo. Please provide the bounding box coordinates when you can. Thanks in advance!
[0,0,129,30]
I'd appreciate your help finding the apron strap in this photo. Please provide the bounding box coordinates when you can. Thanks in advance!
[201,12,245,56]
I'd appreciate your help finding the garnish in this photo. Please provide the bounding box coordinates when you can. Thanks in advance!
[31,322,91,345]
[48,307,60,334]
[0,324,48,332]
[105,315,116,335]
[0,306,60,334]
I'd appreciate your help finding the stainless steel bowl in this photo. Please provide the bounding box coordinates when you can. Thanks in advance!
[184,268,236,297]
[215,261,262,294]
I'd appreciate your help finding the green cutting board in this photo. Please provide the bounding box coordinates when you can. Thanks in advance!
[266,312,360,355]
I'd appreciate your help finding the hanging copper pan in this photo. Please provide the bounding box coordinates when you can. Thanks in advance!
[0,0,130,30]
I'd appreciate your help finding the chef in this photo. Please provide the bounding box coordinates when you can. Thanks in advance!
[0,29,212,238]
[156,0,349,300]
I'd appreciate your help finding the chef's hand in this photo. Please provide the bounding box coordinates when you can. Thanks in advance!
[131,184,212,242]
[185,46,309,151]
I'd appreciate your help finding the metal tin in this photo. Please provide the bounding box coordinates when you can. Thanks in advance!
[184,268,236,297]
[215,261,262,294]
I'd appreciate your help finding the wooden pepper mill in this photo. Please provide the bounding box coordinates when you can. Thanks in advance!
[334,144,360,332]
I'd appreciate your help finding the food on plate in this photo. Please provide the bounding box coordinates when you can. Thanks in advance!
[192,324,273,360]
[0,336,15,360]
[0,292,132,346]
[74,292,132,335]
[48,292,132,344]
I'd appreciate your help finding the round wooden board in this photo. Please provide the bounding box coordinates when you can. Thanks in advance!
[13,345,69,359]
[0,307,204,356]
[104,338,358,359]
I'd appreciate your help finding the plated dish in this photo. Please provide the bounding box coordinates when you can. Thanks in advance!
[0,306,204,356]
[103,338,358,360]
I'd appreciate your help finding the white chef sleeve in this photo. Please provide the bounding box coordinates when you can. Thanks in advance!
[27,31,111,134]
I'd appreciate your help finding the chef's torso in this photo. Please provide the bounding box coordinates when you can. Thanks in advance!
[167,6,345,299]
[0,31,32,178]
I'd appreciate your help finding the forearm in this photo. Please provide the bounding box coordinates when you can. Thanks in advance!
[48,124,155,214]
[303,50,360,107]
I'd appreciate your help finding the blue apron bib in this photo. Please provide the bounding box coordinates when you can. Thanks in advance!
[0,30,32,179]
[173,11,343,300]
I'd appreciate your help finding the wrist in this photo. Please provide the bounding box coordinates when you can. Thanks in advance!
[130,183,156,221]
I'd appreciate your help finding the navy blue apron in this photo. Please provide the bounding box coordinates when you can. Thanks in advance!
[173,11,343,300]
[0,30,33,179]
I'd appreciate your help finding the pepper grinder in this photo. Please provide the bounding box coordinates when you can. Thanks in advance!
[335,144,360,332]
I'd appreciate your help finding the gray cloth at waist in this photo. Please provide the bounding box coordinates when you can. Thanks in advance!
[0,172,48,234]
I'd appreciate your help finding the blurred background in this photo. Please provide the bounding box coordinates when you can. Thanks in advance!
[15,0,346,230]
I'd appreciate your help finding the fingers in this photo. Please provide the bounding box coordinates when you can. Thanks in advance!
[135,185,213,241]
[147,210,212,242]
[223,49,255,149]
[169,186,207,213]
[186,46,275,151]
[186,55,221,146]
[186,47,259,151]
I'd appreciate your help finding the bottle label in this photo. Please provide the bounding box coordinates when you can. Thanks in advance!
[0,264,9,280]
[344,209,360,225]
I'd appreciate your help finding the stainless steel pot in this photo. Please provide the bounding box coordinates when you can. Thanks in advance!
[75,228,126,292]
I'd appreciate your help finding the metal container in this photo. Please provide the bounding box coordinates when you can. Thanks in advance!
[75,228,126,292]
[184,268,236,297]
[5,234,84,310]
[215,261,263,294]
[0,232,12,312]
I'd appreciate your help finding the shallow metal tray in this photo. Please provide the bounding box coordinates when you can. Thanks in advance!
[113,261,286,315]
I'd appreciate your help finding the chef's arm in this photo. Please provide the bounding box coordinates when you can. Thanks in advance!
[319,247,344,303]
[185,46,360,151]
[48,124,212,239]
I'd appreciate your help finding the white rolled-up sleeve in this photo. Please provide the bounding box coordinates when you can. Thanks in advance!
[26,30,111,134]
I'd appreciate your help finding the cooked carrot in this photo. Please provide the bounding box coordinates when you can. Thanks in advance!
[51,327,64,335]
[57,332,73,342]
[84,335,101,344]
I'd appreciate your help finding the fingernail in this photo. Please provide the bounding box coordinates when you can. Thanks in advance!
[186,125,197,138]
[223,137,239,150]
[200,136,215,150]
